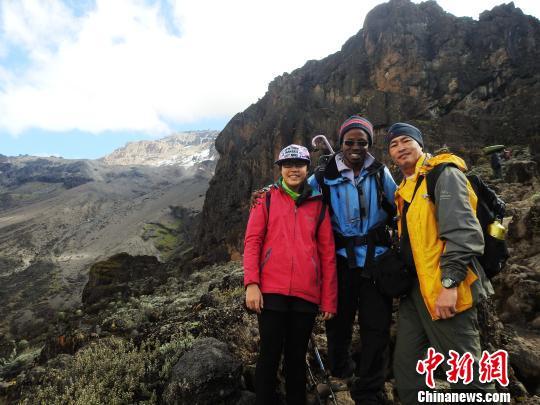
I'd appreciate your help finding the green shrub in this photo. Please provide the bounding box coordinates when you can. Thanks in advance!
[21,333,194,404]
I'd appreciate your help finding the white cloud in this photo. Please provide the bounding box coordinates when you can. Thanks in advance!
[1,0,78,53]
[0,0,539,137]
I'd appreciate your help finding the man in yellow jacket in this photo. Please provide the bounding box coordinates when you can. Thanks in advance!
[386,123,494,404]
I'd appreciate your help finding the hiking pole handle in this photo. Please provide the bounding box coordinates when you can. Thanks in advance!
[312,135,334,155]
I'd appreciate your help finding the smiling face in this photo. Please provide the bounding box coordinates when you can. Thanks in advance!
[388,135,424,176]
[341,128,369,171]
[280,160,308,191]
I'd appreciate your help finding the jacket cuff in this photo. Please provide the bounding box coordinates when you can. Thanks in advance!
[320,304,337,314]
[244,277,260,288]
[441,266,467,284]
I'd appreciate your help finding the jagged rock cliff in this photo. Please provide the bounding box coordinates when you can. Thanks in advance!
[198,0,540,262]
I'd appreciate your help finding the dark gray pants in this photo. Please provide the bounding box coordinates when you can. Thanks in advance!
[393,281,494,405]
[325,255,392,403]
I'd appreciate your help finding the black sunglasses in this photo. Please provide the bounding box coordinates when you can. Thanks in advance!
[343,140,368,147]
[281,161,308,168]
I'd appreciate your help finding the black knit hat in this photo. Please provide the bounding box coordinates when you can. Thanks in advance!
[339,115,374,146]
[386,122,424,149]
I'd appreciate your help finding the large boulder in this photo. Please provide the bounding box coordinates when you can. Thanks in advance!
[82,253,165,308]
[507,198,540,257]
[507,333,540,395]
[163,337,242,404]
[503,160,538,184]
[494,262,539,326]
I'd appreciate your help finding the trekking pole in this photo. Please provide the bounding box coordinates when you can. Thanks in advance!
[306,359,324,405]
[310,336,338,405]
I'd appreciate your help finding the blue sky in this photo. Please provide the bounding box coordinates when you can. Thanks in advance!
[1,0,539,159]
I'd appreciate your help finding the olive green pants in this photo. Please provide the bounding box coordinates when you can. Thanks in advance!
[393,281,495,405]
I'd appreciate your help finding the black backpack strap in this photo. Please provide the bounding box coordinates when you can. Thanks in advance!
[314,166,332,217]
[467,174,505,219]
[398,175,425,273]
[375,167,397,222]
[425,163,455,203]
[265,190,271,215]
[363,160,396,220]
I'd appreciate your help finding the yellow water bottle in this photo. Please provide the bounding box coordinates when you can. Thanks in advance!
[487,219,506,240]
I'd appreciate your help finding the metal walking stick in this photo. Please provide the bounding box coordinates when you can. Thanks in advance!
[309,336,338,405]
[306,358,324,405]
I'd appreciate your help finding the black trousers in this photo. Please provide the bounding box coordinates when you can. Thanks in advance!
[255,309,316,405]
[325,255,393,403]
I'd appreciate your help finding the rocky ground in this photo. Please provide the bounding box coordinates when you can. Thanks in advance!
[0,152,538,404]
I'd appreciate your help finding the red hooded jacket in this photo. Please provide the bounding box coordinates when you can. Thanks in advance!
[243,184,337,314]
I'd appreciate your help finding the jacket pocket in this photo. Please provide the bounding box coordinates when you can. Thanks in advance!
[310,256,319,287]
[260,248,272,272]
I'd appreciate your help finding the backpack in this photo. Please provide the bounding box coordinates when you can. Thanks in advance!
[425,163,509,279]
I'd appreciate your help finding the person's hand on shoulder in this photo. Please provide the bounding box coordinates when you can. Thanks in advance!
[249,186,271,209]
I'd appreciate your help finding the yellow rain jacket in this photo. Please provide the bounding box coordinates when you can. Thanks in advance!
[395,153,484,320]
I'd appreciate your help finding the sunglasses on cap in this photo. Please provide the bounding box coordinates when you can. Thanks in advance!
[343,140,368,147]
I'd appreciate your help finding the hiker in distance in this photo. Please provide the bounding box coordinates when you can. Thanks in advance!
[490,150,503,179]
[386,123,495,404]
[243,144,337,405]
[307,115,397,404]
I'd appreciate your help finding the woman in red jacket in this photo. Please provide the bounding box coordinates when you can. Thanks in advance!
[244,144,337,405]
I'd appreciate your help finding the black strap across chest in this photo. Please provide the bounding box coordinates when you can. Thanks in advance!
[399,176,424,273]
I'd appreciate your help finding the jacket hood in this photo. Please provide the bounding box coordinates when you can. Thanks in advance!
[422,153,468,174]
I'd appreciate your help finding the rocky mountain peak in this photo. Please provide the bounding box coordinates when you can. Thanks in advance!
[101,130,219,167]
[480,2,524,20]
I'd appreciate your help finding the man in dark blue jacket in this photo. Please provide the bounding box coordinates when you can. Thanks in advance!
[308,115,397,404]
